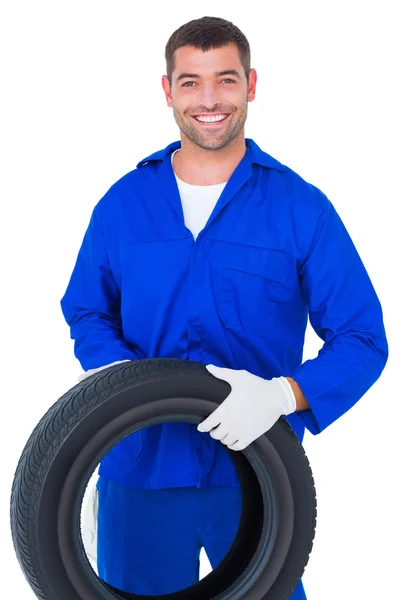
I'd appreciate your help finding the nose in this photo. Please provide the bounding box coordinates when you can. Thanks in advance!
[197,81,223,109]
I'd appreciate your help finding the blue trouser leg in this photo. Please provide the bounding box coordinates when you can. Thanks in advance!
[96,476,306,598]
[96,478,202,595]
[197,486,306,600]
[196,485,243,569]
[289,579,307,599]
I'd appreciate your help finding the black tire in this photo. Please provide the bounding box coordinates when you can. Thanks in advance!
[10,358,317,600]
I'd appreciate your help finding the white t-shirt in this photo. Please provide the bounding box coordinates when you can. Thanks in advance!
[171,149,227,240]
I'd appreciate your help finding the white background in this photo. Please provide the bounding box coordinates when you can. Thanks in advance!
[1,1,399,599]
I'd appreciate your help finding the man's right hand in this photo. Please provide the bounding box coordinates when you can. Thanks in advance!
[77,360,130,383]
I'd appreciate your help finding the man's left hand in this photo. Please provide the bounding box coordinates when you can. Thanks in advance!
[197,365,297,451]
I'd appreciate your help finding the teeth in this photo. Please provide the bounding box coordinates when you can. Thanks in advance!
[194,114,228,123]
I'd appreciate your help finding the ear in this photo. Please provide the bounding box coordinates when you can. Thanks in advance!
[161,75,173,108]
[247,68,257,103]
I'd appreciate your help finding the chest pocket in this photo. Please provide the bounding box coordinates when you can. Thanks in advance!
[213,242,294,339]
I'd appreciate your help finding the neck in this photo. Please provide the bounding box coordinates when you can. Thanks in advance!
[173,135,247,186]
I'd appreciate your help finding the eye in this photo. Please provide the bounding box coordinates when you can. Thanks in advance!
[181,79,237,87]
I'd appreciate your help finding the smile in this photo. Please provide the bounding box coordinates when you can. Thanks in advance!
[191,114,230,126]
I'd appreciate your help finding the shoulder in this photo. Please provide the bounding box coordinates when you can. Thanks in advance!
[273,162,330,218]
[251,139,330,217]
[94,142,174,216]
[99,167,146,203]
[92,163,155,227]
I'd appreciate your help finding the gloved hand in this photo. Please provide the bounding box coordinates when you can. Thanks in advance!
[197,365,297,451]
[77,360,130,383]
[81,481,99,565]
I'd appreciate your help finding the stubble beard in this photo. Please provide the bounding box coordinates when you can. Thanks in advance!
[173,101,248,152]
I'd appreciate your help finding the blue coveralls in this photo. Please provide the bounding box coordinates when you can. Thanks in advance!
[60,138,388,598]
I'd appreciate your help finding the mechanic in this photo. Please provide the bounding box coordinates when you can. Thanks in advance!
[60,16,388,599]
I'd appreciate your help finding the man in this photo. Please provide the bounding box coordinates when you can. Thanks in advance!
[60,15,388,599]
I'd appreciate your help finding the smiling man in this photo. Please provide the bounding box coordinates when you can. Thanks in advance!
[61,15,388,599]
[166,44,251,185]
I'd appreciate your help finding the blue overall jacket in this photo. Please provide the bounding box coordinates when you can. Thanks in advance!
[60,138,388,490]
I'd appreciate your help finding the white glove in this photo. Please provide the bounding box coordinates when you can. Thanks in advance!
[77,360,130,383]
[197,365,297,451]
[81,481,99,566]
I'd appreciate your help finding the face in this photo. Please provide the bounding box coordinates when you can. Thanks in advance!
[162,43,257,152]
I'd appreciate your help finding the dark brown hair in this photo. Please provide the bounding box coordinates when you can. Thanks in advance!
[165,16,251,86]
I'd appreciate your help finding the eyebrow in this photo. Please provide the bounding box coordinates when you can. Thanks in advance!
[176,69,242,82]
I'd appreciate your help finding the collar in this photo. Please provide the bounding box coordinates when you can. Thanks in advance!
[136,138,286,172]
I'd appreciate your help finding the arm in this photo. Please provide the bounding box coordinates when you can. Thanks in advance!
[60,206,138,371]
[286,376,309,411]
[285,198,388,433]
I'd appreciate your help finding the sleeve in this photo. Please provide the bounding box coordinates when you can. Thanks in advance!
[286,197,389,434]
[60,206,138,371]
